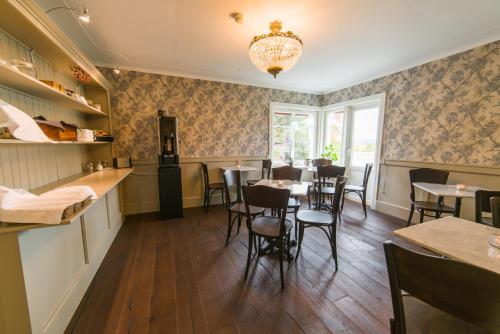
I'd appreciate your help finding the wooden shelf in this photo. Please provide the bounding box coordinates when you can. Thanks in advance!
[0,139,110,145]
[0,168,133,234]
[0,62,108,116]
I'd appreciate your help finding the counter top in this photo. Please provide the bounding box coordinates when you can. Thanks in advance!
[0,168,133,234]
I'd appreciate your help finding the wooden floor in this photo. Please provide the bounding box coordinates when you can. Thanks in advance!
[67,200,407,334]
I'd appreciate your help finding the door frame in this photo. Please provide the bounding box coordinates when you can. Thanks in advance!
[321,93,386,210]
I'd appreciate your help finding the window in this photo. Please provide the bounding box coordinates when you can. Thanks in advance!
[350,107,379,167]
[270,104,318,166]
[323,110,344,163]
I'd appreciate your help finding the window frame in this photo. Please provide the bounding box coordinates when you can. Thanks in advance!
[269,102,322,167]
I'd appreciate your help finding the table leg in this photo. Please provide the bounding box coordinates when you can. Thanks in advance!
[454,197,462,217]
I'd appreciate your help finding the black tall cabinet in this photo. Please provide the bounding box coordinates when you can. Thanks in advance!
[157,114,183,218]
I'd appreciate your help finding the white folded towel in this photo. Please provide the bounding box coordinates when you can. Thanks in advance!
[0,98,52,142]
[0,186,97,224]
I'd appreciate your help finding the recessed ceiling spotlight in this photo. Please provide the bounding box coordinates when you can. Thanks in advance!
[113,66,121,74]
[230,12,243,24]
[46,6,90,24]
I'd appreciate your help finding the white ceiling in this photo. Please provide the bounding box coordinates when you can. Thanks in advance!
[37,0,500,94]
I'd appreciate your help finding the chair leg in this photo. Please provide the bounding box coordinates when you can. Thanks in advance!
[203,187,209,212]
[244,232,253,280]
[419,209,424,223]
[329,225,338,271]
[278,239,285,289]
[307,187,311,209]
[406,204,415,226]
[341,189,346,213]
[360,191,367,218]
[237,215,242,234]
[294,207,299,241]
[295,223,304,261]
[225,211,233,246]
[287,234,292,262]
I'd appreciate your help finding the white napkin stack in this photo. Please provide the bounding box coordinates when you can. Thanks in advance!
[0,98,53,142]
[0,186,97,224]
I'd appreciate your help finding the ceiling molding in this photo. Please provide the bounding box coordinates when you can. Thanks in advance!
[96,63,323,95]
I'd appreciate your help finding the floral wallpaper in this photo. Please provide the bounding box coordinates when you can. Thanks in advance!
[100,68,321,159]
[321,41,500,167]
[101,41,499,166]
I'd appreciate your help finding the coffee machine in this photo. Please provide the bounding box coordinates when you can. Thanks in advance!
[157,112,183,218]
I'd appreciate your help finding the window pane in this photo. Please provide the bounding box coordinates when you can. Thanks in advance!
[271,110,315,165]
[351,107,378,167]
[323,111,343,162]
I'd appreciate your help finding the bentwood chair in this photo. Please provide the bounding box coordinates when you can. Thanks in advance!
[475,190,500,228]
[295,176,347,270]
[315,165,346,212]
[272,166,302,239]
[307,158,333,208]
[223,170,265,245]
[201,162,225,212]
[342,163,373,217]
[406,168,454,226]
[491,197,500,228]
[247,159,272,186]
[242,185,292,289]
[384,241,500,334]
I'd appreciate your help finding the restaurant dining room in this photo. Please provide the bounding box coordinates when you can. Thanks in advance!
[0,0,499,333]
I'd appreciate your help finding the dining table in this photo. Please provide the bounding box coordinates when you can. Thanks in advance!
[394,216,500,275]
[413,182,484,217]
[220,165,260,201]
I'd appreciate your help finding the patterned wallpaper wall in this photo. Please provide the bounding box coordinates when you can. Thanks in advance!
[321,41,499,167]
[100,68,321,159]
[101,41,499,166]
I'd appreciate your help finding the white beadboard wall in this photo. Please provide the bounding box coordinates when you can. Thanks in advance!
[0,27,89,190]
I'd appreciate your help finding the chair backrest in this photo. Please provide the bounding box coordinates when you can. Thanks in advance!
[201,162,209,187]
[475,190,500,224]
[317,165,346,185]
[262,159,272,179]
[272,166,302,181]
[491,197,500,228]
[384,240,500,334]
[330,176,348,216]
[312,158,332,167]
[362,163,373,188]
[223,170,240,207]
[242,185,290,235]
[408,168,449,202]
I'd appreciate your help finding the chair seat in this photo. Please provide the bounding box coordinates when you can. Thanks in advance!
[402,295,492,334]
[296,209,334,226]
[319,186,335,195]
[413,201,454,212]
[345,185,364,192]
[252,216,292,237]
[209,182,224,189]
[246,179,260,186]
[229,202,265,215]
[288,198,300,208]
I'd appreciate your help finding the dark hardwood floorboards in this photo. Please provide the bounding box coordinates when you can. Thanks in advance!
[66,200,407,334]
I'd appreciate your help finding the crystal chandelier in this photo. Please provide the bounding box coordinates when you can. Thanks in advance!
[249,21,303,78]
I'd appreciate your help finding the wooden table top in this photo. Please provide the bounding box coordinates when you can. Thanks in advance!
[254,179,310,196]
[394,216,500,275]
[413,182,483,198]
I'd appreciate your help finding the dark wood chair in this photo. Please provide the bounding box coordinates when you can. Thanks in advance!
[406,168,454,226]
[492,197,500,228]
[315,165,346,212]
[223,170,265,245]
[475,190,500,228]
[272,166,302,240]
[295,176,347,270]
[342,163,373,217]
[384,240,500,334]
[246,159,272,186]
[201,162,225,212]
[307,158,333,208]
[242,185,292,289]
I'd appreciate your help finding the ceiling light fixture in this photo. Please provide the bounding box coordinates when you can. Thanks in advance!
[113,66,121,74]
[249,21,303,78]
[46,6,90,24]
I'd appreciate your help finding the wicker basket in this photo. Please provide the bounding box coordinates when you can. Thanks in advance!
[61,196,92,219]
